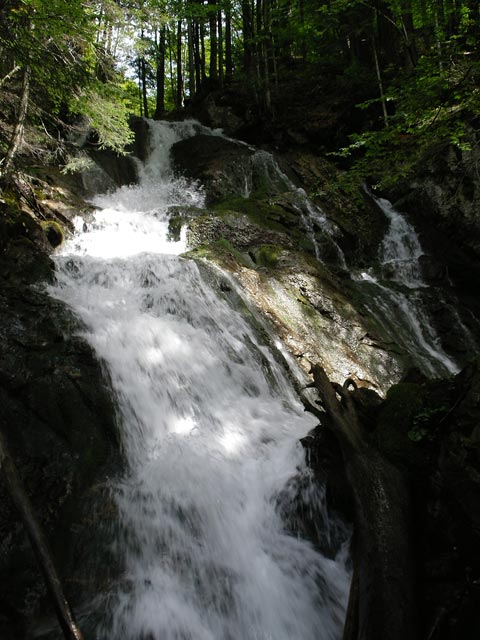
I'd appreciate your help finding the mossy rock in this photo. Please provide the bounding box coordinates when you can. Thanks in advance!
[255,244,282,269]
[40,220,64,248]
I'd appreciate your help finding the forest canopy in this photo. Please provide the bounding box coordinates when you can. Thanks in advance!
[1,1,479,183]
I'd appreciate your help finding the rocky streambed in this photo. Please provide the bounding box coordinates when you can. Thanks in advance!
[1,120,480,639]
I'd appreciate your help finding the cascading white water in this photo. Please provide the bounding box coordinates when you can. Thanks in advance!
[378,196,425,288]
[247,150,347,268]
[354,195,459,376]
[50,120,350,639]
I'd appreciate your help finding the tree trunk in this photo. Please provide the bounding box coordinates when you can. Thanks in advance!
[187,20,195,97]
[168,25,176,108]
[372,36,389,127]
[310,366,416,640]
[194,21,202,92]
[225,3,233,83]
[217,9,224,86]
[1,65,30,183]
[0,65,20,90]
[200,19,206,82]
[176,20,184,108]
[262,0,272,113]
[141,56,149,119]
[0,430,84,640]
[241,0,254,74]
[154,26,166,119]
[137,59,144,116]
[209,0,218,81]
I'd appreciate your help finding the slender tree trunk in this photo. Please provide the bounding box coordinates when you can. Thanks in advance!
[0,430,84,640]
[241,0,254,74]
[254,0,263,102]
[399,0,417,68]
[137,59,144,116]
[176,20,184,108]
[299,0,307,61]
[218,9,224,85]
[1,65,30,182]
[167,25,176,108]
[225,3,233,83]
[140,29,149,119]
[200,19,206,82]
[262,0,272,113]
[154,26,166,119]
[141,56,149,119]
[187,20,195,97]
[372,36,388,127]
[434,2,443,72]
[209,0,218,81]
[0,65,20,90]
[194,21,202,91]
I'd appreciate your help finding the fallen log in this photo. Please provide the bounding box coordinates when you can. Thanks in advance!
[310,364,416,640]
[0,430,84,640]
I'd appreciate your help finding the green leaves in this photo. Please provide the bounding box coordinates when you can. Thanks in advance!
[71,83,135,153]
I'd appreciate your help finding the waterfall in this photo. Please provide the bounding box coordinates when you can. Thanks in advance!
[50,120,350,639]
[247,149,347,268]
[354,195,459,376]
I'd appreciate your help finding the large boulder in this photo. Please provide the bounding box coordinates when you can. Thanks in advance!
[171,134,255,204]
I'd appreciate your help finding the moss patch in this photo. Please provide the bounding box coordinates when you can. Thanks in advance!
[255,244,282,269]
[41,220,64,247]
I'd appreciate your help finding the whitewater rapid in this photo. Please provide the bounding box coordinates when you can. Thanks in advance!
[50,120,350,639]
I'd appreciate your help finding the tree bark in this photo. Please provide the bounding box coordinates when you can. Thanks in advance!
[0,65,20,90]
[225,3,233,83]
[208,0,218,81]
[372,35,389,128]
[154,25,166,119]
[0,430,84,640]
[187,19,196,97]
[310,365,416,640]
[217,9,224,86]
[1,65,30,183]
[176,20,184,108]
[241,0,254,74]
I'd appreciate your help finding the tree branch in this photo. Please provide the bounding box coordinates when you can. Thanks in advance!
[0,431,85,640]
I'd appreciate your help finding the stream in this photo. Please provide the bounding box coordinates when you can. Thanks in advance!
[50,121,350,639]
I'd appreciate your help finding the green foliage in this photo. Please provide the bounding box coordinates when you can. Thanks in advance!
[61,153,95,175]
[256,244,281,269]
[72,83,135,154]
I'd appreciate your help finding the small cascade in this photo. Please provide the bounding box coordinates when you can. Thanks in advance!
[354,195,459,376]
[49,120,350,639]
[245,149,347,267]
[378,196,425,287]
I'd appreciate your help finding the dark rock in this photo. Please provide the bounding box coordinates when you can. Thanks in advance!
[303,362,480,640]
[89,148,138,188]
[171,134,254,204]
[278,151,389,264]
[0,200,119,634]
[41,221,64,248]
[129,115,150,162]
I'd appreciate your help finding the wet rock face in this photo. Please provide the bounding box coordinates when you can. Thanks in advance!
[171,134,254,204]
[0,204,118,634]
[388,138,480,324]
[278,151,389,265]
[187,209,404,393]
[398,142,480,259]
